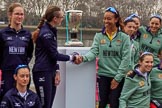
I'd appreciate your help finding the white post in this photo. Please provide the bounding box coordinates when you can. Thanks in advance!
[53,47,96,108]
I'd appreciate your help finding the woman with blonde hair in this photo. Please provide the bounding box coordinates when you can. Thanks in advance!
[0,2,33,101]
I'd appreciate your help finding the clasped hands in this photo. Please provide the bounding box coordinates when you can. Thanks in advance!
[72,55,83,64]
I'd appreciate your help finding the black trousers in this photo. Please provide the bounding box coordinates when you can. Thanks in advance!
[98,76,124,108]
[33,71,56,108]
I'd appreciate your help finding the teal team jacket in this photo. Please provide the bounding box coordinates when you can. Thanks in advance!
[83,30,131,82]
[150,66,162,103]
[129,39,140,70]
[138,26,162,65]
[119,69,151,108]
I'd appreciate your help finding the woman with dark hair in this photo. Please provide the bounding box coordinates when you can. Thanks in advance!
[76,6,131,108]
[32,6,78,108]
[123,17,140,70]
[138,14,162,66]
[119,52,153,108]
[0,65,41,108]
[0,2,33,101]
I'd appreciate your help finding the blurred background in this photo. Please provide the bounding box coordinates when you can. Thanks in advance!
[0,0,162,27]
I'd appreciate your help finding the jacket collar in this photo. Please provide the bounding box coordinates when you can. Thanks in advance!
[5,24,26,33]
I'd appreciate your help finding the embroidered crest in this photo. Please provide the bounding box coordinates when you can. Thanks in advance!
[139,81,145,87]
[127,71,133,76]
[6,36,12,40]
[117,39,122,43]
[100,39,106,44]
[19,36,27,41]
[143,34,148,38]
[158,74,162,79]
[28,101,35,106]
[157,40,160,45]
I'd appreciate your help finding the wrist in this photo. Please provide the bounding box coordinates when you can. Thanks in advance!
[56,70,60,73]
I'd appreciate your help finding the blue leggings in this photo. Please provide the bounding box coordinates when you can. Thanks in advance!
[33,71,56,108]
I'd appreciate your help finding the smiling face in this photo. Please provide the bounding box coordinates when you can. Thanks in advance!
[103,11,118,29]
[9,6,24,26]
[132,17,140,30]
[14,68,30,88]
[124,21,136,36]
[149,17,161,34]
[139,55,153,73]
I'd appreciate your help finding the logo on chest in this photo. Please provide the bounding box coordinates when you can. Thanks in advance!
[139,80,145,87]
[6,36,13,40]
[158,74,162,79]
[19,36,28,41]
[157,40,161,45]
[100,39,106,44]
[116,39,122,46]
[143,34,148,39]
[14,102,21,107]
[28,101,35,106]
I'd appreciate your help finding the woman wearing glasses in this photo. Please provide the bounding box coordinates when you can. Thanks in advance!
[76,7,131,108]
[138,14,162,66]
[119,52,153,108]
[0,3,33,101]
[32,6,78,108]
[0,65,42,108]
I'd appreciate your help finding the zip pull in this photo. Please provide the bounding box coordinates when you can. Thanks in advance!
[109,41,112,47]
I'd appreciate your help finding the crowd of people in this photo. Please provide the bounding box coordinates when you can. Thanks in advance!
[0,2,162,108]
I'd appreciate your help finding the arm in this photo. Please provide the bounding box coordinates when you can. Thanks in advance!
[34,96,42,108]
[119,77,137,108]
[0,96,11,108]
[27,34,34,64]
[41,32,70,61]
[114,36,131,82]
[134,42,140,64]
[0,32,3,68]
[83,33,99,62]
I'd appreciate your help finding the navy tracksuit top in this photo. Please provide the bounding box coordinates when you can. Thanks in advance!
[0,88,42,108]
[0,26,34,71]
[33,22,70,72]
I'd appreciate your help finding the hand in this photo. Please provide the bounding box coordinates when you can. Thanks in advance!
[110,79,119,90]
[55,71,61,86]
[74,55,83,64]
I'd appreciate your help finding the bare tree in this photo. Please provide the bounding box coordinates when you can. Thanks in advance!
[0,0,161,27]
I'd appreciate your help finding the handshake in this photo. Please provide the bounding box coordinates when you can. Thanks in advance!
[71,52,83,65]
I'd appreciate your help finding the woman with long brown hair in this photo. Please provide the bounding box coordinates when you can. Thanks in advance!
[32,6,77,108]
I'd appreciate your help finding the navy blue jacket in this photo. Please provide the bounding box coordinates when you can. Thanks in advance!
[33,22,70,72]
[0,88,42,108]
[0,26,33,71]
